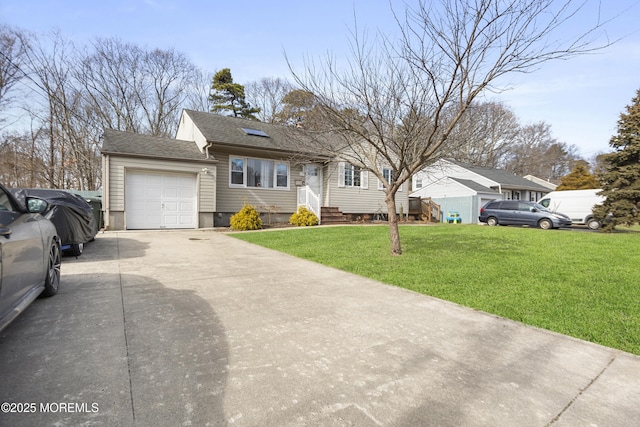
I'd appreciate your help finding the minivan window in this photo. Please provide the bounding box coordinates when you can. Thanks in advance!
[501,201,518,210]
[518,202,534,211]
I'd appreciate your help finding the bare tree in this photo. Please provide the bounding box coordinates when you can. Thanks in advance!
[589,152,609,180]
[137,47,204,136]
[289,0,609,255]
[245,77,293,123]
[3,29,209,189]
[23,31,106,190]
[0,127,48,187]
[22,30,76,188]
[0,25,29,116]
[443,101,519,168]
[77,38,145,134]
[185,69,214,114]
[502,121,579,182]
[75,38,203,137]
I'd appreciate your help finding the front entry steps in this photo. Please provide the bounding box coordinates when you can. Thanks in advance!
[320,207,349,225]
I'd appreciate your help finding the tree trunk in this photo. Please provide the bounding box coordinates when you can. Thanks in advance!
[385,192,402,256]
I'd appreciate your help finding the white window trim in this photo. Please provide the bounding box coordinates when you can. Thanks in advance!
[229,156,290,190]
[338,162,368,189]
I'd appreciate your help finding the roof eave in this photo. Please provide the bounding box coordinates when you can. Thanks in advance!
[208,140,330,161]
[101,150,218,164]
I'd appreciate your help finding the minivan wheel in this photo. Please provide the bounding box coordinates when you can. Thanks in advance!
[538,218,553,230]
[587,218,601,230]
[486,217,498,226]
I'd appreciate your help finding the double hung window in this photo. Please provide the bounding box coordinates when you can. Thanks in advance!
[377,168,402,191]
[344,164,361,187]
[338,162,368,189]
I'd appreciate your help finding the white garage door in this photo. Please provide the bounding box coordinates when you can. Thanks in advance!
[126,171,197,229]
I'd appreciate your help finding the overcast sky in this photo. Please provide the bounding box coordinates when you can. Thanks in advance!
[2,0,640,159]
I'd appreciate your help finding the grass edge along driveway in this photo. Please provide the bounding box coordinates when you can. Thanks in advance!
[231,225,640,355]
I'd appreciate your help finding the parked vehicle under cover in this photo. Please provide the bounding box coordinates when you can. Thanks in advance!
[10,188,98,256]
[479,200,572,229]
[0,183,61,332]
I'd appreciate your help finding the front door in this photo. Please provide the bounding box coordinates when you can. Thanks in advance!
[304,163,323,201]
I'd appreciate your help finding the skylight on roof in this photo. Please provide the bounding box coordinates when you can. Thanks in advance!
[241,127,270,138]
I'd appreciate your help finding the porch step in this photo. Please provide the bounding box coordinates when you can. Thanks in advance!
[320,207,349,225]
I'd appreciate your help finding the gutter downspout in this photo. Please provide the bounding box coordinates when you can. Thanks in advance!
[204,142,212,159]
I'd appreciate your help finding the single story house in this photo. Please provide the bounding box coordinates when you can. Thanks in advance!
[101,109,408,230]
[410,159,550,224]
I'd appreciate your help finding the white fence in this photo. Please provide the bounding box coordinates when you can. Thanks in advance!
[297,186,321,224]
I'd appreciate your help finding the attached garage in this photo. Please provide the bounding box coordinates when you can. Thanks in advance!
[125,171,197,229]
[101,129,217,231]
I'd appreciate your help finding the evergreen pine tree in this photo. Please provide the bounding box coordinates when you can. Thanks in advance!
[556,163,600,190]
[209,68,260,120]
[593,89,640,231]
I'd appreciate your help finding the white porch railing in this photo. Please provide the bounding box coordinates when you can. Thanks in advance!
[297,185,321,224]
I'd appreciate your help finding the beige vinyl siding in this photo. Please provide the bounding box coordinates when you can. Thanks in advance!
[213,149,299,213]
[325,162,408,214]
[106,156,216,213]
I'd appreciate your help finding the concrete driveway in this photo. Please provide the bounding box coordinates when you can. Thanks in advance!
[1,230,638,426]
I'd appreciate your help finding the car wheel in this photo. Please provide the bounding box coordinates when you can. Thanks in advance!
[587,218,601,230]
[538,218,553,230]
[68,242,84,257]
[486,217,498,226]
[41,240,61,297]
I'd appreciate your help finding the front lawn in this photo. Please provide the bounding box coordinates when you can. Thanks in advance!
[231,225,640,355]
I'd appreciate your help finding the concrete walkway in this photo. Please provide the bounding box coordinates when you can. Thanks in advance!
[0,229,638,426]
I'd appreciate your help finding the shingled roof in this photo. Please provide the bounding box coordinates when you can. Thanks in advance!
[448,160,550,192]
[450,177,500,194]
[183,109,323,154]
[101,129,216,163]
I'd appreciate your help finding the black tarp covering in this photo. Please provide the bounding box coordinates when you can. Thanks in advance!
[10,188,98,245]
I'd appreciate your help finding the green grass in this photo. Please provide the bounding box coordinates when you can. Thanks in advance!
[231,225,640,355]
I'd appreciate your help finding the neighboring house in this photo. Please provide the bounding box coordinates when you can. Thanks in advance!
[523,174,557,191]
[410,159,550,224]
[101,109,408,230]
